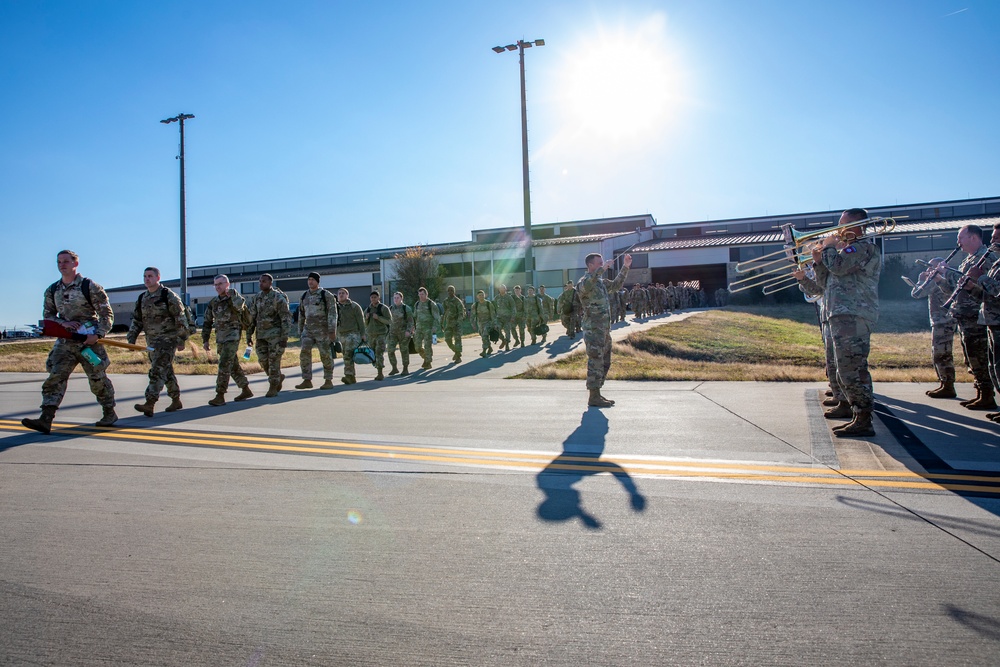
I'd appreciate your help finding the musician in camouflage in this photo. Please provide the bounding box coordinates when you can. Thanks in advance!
[247,273,292,397]
[336,288,367,384]
[296,272,338,390]
[22,250,118,433]
[577,253,632,407]
[951,225,998,410]
[967,224,1000,420]
[912,259,958,398]
[387,291,415,376]
[441,285,466,363]
[413,287,441,369]
[128,267,189,416]
[365,291,393,381]
[202,275,253,406]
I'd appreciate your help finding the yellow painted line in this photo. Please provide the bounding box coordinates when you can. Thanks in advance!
[3,420,1000,495]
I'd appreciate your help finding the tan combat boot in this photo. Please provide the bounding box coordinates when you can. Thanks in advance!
[966,388,998,410]
[833,410,875,438]
[265,380,280,398]
[926,381,956,399]
[295,379,313,389]
[164,397,183,412]
[95,406,119,428]
[208,393,226,407]
[21,406,57,434]
[588,389,613,408]
[134,400,156,417]
[824,401,853,419]
[234,386,253,401]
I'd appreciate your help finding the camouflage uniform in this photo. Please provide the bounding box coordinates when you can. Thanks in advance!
[800,267,847,403]
[974,247,1000,393]
[247,287,292,393]
[557,286,580,338]
[413,297,441,368]
[512,291,526,346]
[472,298,497,354]
[524,290,542,344]
[38,275,116,411]
[298,288,338,382]
[202,289,251,396]
[912,273,957,384]
[387,302,415,373]
[953,245,998,397]
[629,285,645,320]
[577,263,629,391]
[337,298,366,381]
[819,238,881,412]
[364,300,393,373]
[441,288,466,360]
[127,285,188,404]
[494,292,516,349]
[539,289,556,323]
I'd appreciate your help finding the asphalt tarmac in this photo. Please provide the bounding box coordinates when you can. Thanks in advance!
[2,312,999,666]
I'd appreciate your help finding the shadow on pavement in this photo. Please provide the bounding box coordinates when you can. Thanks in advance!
[535,409,646,530]
[836,495,1000,536]
[943,604,1000,641]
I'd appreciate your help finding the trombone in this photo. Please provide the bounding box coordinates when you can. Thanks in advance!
[728,216,902,295]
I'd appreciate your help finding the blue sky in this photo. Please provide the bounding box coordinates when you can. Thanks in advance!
[2,0,998,330]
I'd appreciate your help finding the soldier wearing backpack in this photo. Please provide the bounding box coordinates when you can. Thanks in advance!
[128,267,189,416]
[247,273,292,397]
[202,274,253,406]
[296,272,338,390]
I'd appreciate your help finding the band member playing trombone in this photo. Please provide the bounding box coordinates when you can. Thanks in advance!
[963,224,1000,421]
[811,208,881,438]
[950,225,998,411]
[912,257,958,398]
[794,261,850,418]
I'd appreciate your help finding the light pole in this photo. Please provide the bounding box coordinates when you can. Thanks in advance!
[160,113,195,306]
[493,38,544,288]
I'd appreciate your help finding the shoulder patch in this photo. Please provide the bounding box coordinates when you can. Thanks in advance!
[843,246,856,254]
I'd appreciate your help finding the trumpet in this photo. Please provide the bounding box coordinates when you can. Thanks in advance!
[728,215,902,295]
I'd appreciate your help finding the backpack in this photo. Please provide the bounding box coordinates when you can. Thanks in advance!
[47,278,94,311]
[298,289,331,324]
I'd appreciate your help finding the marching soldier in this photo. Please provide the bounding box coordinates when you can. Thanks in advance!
[296,272,337,390]
[364,290,393,381]
[202,275,253,406]
[441,285,466,363]
[413,287,441,370]
[247,273,292,397]
[336,288,367,385]
[22,250,118,433]
[557,281,581,338]
[538,285,557,342]
[472,290,497,356]
[387,291,415,376]
[512,285,526,347]
[494,284,516,351]
[129,266,189,416]
[524,286,543,345]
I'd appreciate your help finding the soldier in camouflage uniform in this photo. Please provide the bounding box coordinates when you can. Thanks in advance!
[629,284,645,321]
[413,287,441,369]
[22,250,118,433]
[557,281,581,338]
[912,258,958,398]
[577,253,632,407]
[538,285,556,342]
[247,273,292,397]
[812,209,882,437]
[966,225,1000,420]
[365,291,393,381]
[511,285,526,348]
[387,291,415,376]
[795,264,849,417]
[472,290,497,356]
[524,286,543,345]
[441,285,466,363]
[296,272,338,390]
[494,284,516,351]
[336,288,367,385]
[951,225,999,410]
[128,267,189,416]
[202,275,253,406]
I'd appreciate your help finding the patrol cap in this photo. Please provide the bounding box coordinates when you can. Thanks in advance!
[307,272,321,282]
[260,273,274,281]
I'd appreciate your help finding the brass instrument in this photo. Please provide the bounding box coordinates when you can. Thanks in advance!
[728,216,902,295]
[906,246,961,292]
[942,251,1000,309]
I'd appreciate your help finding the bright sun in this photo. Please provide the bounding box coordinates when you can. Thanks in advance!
[558,17,683,143]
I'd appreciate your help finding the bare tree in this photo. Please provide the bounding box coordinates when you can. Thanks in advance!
[390,246,444,304]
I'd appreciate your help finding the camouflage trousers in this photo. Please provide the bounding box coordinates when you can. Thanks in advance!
[145,343,180,403]
[414,324,435,363]
[931,322,957,384]
[442,324,463,355]
[583,325,613,390]
[513,316,526,345]
[300,330,334,381]
[988,326,1000,392]
[497,316,515,347]
[830,315,874,411]
[338,332,363,377]
[822,321,847,401]
[256,337,286,383]
[956,317,992,390]
[41,340,116,409]
[526,316,542,342]
[368,332,387,370]
[215,340,249,394]
[561,313,580,337]
[477,320,494,351]
[387,330,411,370]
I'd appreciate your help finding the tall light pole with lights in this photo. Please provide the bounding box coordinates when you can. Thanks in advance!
[160,113,195,306]
[493,38,544,288]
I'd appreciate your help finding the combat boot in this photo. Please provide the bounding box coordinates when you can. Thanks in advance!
[926,381,956,399]
[319,379,335,390]
[95,406,118,428]
[599,393,616,406]
[588,389,614,408]
[21,406,57,434]
[295,379,313,389]
[824,401,853,419]
[265,381,280,398]
[452,352,461,363]
[375,370,384,381]
[208,393,226,407]
[986,412,1000,422]
[401,364,410,377]
[164,397,183,412]
[422,360,432,370]
[134,399,156,418]
[278,374,286,391]
[966,389,998,411]
[822,396,841,407]
[340,375,356,385]
[824,389,833,397]
[234,386,253,401]
[388,358,399,376]
[833,410,875,438]
[960,385,982,407]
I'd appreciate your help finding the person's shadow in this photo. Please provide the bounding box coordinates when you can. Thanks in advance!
[535,408,647,530]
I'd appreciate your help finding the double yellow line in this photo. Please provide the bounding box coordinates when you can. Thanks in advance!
[2,418,1000,496]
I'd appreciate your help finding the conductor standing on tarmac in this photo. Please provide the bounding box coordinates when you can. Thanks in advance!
[577,252,632,407]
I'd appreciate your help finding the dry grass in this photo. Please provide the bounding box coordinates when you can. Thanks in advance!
[519,301,947,382]
[0,334,323,374]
